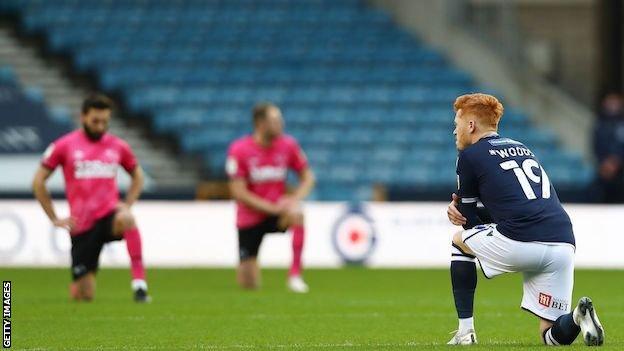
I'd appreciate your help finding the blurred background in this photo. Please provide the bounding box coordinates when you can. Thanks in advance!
[1,0,624,268]
[2,3,623,349]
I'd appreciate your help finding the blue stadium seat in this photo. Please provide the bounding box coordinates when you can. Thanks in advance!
[2,0,592,199]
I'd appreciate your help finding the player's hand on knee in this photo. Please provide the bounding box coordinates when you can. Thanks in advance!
[278,196,297,210]
[116,202,131,211]
[447,193,467,226]
[53,217,76,231]
[276,196,300,216]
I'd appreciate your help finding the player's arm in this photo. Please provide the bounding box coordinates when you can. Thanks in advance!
[32,166,74,231]
[118,140,144,207]
[283,140,315,206]
[457,199,483,230]
[123,165,144,207]
[290,167,315,202]
[455,152,483,229]
[229,178,282,215]
[476,203,493,223]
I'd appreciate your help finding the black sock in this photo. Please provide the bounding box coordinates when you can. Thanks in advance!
[543,312,580,345]
[450,246,477,319]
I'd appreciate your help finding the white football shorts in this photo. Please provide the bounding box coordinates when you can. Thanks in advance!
[461,224,575,322]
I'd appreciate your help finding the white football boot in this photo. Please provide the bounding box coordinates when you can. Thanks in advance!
[287,276,309,293]
[573,297,604,346]
[447,329,477,345]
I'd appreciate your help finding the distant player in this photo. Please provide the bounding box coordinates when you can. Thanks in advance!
[446,93,604,346]
[32,94,150,302]
[226,102,315,293]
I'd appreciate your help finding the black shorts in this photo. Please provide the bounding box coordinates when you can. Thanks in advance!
[70,211,121,280]
[237,216,286,261]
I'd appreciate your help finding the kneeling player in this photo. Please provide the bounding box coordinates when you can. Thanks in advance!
[226,103,315,293]
[32,94,150,302]
[446,93,604,346]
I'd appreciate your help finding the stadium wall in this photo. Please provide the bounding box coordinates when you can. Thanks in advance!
[0,201,621,269]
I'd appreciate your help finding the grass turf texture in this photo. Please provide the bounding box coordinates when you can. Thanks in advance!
[2,268,622,350]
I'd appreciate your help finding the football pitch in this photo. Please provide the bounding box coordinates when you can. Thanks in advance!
[2,268,622,350]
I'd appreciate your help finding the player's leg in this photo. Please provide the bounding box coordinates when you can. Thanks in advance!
[71,273,96,301]
[447,230,478,345]
[238,258,261,290]
[532,245,604,346]
[543,297,604,346]
[522,244,580,345]
[448,224,514,345]
[69,230,101,301]
[279,210,308,293]
[540,305,582,346]
[111,208,149,302]
[237,225,264,290]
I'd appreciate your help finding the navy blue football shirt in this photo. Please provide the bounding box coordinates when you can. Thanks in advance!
[456,134,574,245]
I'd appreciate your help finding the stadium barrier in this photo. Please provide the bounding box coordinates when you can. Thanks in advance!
[0,200,621,268]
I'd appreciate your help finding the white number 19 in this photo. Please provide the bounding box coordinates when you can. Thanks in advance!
[499,159,551,200]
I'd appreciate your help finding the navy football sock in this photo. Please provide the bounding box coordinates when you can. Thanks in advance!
[450,245,477,320]
[543,312,580,345]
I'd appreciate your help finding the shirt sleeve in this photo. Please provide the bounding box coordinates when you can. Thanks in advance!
[119,141,138,173]
[456,151,479,200]
[456,151,483,229]
[226,144,249,179]
[41,141,64,170]
[288,139,308,174]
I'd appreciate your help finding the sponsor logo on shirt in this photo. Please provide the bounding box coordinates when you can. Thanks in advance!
[74,160,118,179]
[249,165,287,183]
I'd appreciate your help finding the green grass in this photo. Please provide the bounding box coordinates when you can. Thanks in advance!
[1,268,622,350]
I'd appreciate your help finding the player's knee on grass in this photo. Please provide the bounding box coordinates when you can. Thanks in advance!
[82,274,95,301]
[237,259,259,290]
[113,210,136,237]
[69,282,81,301]
[73,273,95,301]
[539,318,554,336]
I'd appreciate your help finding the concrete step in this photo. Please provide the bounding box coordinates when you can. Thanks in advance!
[0,26,202,189]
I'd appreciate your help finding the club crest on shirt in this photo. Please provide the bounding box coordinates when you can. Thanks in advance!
[73,150,84,160]
[104,148,119,162]
[274,154,286,165]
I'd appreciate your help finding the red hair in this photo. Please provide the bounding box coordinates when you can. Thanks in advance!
[454,93,504,128]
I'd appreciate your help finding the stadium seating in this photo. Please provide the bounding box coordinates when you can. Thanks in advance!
[2,0,593,200]
[0,64,71,155]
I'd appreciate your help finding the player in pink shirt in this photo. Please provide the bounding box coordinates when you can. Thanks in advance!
[32,94,150,302]
[227,103,315,293]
